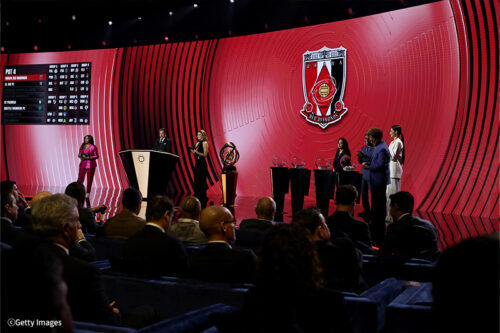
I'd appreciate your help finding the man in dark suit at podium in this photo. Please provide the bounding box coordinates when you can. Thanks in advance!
[153,128,171,153]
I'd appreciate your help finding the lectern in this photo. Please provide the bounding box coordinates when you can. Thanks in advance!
[289,168,311,216]
[314,169,335,217]
[270,167,289,222]
[119,149,179,199]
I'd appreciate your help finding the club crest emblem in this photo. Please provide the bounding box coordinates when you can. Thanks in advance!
[300,46,347,129]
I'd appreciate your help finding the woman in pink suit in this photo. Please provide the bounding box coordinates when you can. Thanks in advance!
[77,135,99,196]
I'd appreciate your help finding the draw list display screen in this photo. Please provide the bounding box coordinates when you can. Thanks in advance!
[2,62,91,124]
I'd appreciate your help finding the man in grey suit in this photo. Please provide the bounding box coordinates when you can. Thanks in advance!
[168,196,207,245]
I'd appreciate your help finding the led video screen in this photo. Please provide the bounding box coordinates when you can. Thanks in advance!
[2,62,91,124]
[0,0,497,231]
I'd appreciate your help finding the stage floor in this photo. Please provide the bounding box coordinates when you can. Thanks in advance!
[18,185,499,250]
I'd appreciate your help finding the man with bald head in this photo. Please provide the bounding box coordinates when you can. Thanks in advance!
[189,205,256,283]
[168,196,207,245]
[239,197,277,232]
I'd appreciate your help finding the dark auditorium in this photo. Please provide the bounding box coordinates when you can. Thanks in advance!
[1,0,498,332]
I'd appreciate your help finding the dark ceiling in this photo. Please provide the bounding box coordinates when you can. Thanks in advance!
[1,0,441,53]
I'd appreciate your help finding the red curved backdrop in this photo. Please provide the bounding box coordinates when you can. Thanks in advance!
[1,1,498,245]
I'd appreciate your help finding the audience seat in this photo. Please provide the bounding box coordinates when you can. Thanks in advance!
[74,321,135,333]
[86,235,126,260]
[343,277,404,333]
[233,229,265,253]
[101,272,250,320]
[385,282,436,333]
[74,303,238,333]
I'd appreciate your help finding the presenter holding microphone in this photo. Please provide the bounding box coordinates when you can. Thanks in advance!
[77,134,99,197]
[189,130,209,208]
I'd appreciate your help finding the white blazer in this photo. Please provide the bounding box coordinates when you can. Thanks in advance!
[388,138,403,179]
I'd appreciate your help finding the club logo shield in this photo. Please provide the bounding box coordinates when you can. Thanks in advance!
[300,46,347,129]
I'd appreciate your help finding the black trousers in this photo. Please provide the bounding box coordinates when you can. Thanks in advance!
[370,184,387,245]
[361,178,371,213]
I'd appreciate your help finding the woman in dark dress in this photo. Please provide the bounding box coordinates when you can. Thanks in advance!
[190,129,209,208]
[333,137,352,172]
[215,223,353,332]
[334,137,352,192]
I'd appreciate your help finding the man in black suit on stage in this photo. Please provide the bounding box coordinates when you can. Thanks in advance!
[189,205,257,283]
[383,191,439,261]
[326,185,372,249]
[239,197,277,232]
[31,193,120,325]
[123,195,189,276]
[153,128,171,153]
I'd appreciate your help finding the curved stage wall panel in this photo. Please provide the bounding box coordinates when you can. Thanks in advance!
[1,0,498,232]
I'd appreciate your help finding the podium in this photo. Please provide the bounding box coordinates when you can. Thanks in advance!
[289,168,311,216]
[221,170,238,215]
[270,167,289,222]
[314,169,335,217]
[119,149,179,199]
[337,171,362,203]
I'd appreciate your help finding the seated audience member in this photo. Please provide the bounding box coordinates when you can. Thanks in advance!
[189,205,256,283]
[123,195,189,276]
[31,194,120,325]
[65,182,105,234]
[0,180,31,227]
[383,191,439,261]
[326,185,372,248]
[168,196,207,245]
[29,191,96,262]
[1,248,74,333]
[294,207,366,293]
[433,233,499,333]
[1,192,20,247]
[216,223,353,333]
[103,188,145,239]
[239,196,277,233]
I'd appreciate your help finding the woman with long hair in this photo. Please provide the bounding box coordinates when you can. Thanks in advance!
[215,223,353,332]
[77,134,99,197]
[190,130,209,208]
[333,137,352,172]
[333,137,352,195]
[387,125,405,219]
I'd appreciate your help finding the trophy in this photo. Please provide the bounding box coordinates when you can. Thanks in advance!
[219,142,239,212]
[219,142,239,172]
